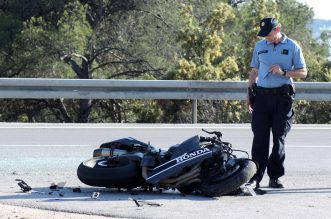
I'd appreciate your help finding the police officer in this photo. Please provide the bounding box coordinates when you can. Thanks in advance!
[247,17,307,188]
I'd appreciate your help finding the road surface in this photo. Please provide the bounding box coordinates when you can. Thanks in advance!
[0,123,331,219]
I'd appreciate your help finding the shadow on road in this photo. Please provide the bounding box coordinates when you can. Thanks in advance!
[0,186,214,203]
[263,187,331,194]
[2,185,331,204]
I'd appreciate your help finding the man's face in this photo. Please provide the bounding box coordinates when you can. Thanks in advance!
[265,28,277,43]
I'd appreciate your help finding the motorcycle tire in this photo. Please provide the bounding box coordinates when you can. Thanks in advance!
[200,159,256,197]
[77,157,143,189]
[177,181,200,195]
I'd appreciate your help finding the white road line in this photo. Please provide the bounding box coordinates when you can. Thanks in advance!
[0,145,92,147]
[0,123,330,129]
[287,145,331,148]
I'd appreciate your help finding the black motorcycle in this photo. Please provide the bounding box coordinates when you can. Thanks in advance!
[77,129,256,197]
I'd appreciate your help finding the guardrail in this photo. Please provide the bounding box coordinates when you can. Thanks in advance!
[1,78,331,100]
[1,78,331,122]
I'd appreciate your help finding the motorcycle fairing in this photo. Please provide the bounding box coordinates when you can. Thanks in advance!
[146,147,213,184]
[168,135,201,159]
[100,137,152,151]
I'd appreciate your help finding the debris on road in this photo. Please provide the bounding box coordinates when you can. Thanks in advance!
[49,183,58,190]
[57,181,66,189]
[15,179,32,193]
[49,181,66,190]
[241,184,257,196]
[72,187,82,193]
[129,198,162,207]
[91,192,100,199]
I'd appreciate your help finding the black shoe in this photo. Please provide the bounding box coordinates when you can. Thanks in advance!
[248,177,260,189]
[269,178,284,188]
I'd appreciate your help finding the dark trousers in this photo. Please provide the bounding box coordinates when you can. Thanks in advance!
[251,87,293,182]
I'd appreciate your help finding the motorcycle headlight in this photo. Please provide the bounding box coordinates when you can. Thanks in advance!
[93,148,111,157]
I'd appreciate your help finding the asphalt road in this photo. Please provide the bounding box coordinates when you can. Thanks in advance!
[1,123,331,219]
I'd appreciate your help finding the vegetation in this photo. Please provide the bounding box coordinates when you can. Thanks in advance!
[0,0,330,123]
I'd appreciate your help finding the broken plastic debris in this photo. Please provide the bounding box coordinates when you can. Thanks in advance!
[241,184,257,196]
[128,198,141,207]
[128,198,162,207]
[49,181,66,190]
[49,183,58,190]
[57,181,66,189]
[91,192,100,199]
[15,179,32,193]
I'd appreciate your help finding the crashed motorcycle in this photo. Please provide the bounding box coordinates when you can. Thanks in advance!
[77,129,256,197]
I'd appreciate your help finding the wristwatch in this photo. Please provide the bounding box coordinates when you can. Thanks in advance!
[282,69,287,76]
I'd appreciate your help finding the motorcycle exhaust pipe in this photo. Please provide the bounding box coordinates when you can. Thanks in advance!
[160,173,201,188]
[160,166,201,184]
[159,164,201,185]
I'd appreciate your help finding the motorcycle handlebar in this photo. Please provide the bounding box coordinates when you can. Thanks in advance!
[199,136,210,142]
[199,136,220,143]
[201,129,223,140]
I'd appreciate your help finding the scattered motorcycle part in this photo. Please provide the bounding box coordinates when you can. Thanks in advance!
[240,184,257,196]
[72,187,82,193]
[15,179,32,193]
[129,198,162,207]
[50,181,66,190]
[57,181,66,189]
[49,183,58,190]
[91,192,100,199]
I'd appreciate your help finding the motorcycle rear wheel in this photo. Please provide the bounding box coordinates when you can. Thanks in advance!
[200,159,256,197]
[77,157,143,189]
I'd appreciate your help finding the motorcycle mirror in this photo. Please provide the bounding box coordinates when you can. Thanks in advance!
[202,129,212,134]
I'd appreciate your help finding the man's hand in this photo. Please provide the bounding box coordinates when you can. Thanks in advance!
[246,94,253,113]
[247,68,258,113]
[247,86,256,113]
[269,65,284,76]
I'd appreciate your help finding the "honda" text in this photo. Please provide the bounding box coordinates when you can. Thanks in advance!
[175,148,211,163]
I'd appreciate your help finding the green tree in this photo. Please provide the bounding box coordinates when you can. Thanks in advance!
[0,0,178,123]
[160,2,241,123]
[1,0,330,124]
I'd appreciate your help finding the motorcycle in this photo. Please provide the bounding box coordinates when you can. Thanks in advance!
[77,129,256,197]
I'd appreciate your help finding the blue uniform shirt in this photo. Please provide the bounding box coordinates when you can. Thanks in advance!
[250,33,306,88]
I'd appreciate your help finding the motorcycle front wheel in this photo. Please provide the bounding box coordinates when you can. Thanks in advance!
[77,157,143,189]
[200,159,256,197]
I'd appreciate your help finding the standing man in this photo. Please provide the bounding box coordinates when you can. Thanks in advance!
[247,17,307,189]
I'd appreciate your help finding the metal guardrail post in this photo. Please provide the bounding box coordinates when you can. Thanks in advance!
[192,99,197,124]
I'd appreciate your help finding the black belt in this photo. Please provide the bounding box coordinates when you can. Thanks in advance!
[255,85,293,95]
